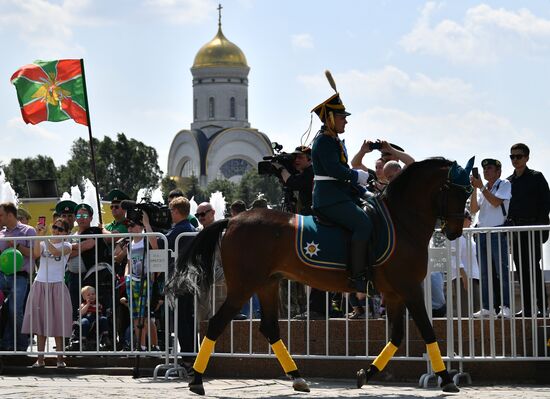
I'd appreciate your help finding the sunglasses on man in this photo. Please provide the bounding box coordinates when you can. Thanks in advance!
[76,213,89,219]
[195,209,212,218]
[509,154,525,160]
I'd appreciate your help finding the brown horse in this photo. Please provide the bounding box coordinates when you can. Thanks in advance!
[167,157,474,396]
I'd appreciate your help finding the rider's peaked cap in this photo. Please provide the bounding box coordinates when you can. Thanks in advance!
[311,70,350,122]
[311,93,350,122]
[481,158,501,168]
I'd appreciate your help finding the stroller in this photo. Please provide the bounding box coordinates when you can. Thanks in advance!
[67,263,115,351]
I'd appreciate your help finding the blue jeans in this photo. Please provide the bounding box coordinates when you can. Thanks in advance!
[241,294,261,318]
[67,272,82,321]
[431,272,446,315]
[0,273,30,350]
[81,314,109,337]
[478,232,510,309]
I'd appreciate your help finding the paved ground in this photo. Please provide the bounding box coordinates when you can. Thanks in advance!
[0,374,549,398]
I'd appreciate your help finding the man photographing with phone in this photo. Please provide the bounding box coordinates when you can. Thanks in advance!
[351,140,414,193]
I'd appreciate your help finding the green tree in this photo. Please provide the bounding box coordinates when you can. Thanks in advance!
[160,174,179,202]
[185,174,206,203]
[3,155,57,197]
[205,178,238,204]
[237,169,282,207]
[57,133,163,198]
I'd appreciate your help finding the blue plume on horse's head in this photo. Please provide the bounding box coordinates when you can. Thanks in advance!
[449,156,475,187]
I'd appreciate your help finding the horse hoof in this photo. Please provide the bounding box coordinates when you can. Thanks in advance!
[292,377,310,392]
[356,368,366,388]
[189,383,205,396]
[442,382,460,393]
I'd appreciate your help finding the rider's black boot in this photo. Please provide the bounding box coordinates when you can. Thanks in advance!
[349,240,374,296]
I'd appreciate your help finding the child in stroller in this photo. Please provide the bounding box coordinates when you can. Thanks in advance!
[71,286,111,350]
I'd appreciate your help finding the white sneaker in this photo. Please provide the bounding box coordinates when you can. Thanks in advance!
[473,308,495,318]
[497,306,511,318]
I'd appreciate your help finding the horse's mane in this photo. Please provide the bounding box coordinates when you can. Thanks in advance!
[383,157,452,200]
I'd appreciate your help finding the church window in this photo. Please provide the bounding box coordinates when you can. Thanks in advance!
[245,98,248,119]
[220,158,252,179]
[180,160,197,178]
[209,97,215,118]
[230,97,236,118]
[193,98,197,120]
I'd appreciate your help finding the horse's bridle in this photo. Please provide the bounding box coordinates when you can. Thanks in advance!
[437,176,473,231]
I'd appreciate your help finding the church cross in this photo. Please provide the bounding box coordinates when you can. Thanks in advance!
[218,4,223,27]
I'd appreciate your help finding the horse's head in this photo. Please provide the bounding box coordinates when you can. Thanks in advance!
[437,157,474,240]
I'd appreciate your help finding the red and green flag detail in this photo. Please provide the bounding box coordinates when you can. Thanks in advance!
[10,59,88,126]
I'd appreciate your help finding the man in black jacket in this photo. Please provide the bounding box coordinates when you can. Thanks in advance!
[277,146,313,215]
[507,143,550,317]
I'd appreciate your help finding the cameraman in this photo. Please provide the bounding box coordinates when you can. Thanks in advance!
[274,146,314,216]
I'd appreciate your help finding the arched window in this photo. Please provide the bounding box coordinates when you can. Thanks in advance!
[180,160,197,177]
[230,97,236,118]
[208,97,215,118]
[220,158,252,179]
[245,98,248,119]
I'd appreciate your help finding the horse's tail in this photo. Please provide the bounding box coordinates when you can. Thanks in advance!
[166,219,229,297]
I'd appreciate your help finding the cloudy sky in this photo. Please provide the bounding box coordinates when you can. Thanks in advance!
[1,0,550,182]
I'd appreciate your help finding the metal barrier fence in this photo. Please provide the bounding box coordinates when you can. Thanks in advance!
[0,225,548,382]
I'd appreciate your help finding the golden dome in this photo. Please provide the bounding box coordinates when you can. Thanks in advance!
[193,26,248,68]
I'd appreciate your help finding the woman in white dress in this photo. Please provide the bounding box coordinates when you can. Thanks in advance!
[22,218,72,368]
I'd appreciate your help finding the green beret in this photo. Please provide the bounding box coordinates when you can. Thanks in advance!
[55,200,77,215]
[74,203,94,215]
[105,189,129,203]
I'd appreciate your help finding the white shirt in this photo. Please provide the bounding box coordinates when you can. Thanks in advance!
[450,235,480,281]
[35,241,72,283]
[476,178,512,227]
[129,238,148,280]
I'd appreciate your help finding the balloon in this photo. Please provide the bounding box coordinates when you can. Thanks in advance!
[0,247,24,275]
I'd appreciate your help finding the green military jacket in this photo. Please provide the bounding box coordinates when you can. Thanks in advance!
[105,219,128,234]
[312,131,359,208]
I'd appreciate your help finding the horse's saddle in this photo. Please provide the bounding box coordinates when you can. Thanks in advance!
[294,197,396,270]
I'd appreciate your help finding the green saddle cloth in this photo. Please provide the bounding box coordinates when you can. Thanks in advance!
[294,198,395,270]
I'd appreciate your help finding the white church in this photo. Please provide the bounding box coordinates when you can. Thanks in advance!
[167,12,273,187]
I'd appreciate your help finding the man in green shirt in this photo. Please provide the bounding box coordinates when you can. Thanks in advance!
[104,189,129,234]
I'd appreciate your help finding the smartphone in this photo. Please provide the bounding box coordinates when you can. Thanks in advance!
[38,216,46,226]
[472,167,479,179]
[369,142,382,150]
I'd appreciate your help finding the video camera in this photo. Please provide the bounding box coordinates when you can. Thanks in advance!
[258,142,297,176]
[120,199,172,233]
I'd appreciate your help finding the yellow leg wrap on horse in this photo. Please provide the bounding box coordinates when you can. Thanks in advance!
[193,337,216,374]
[271,339,298,374]
[372,341,398,371]
[426,342,445,373]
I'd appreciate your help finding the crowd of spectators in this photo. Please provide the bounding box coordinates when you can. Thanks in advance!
[0,140,548,370]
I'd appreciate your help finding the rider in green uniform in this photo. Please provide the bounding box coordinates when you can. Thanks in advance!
[311,81,373,293]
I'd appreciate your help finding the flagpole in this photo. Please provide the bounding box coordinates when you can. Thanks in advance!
[79,59,103,225]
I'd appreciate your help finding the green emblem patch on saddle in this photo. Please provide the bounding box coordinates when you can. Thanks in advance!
[294,198,396,270]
